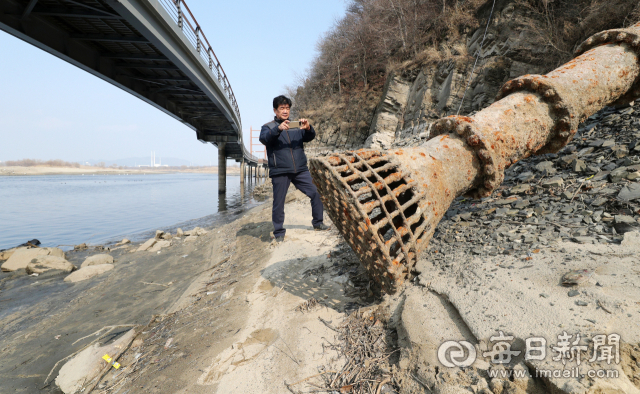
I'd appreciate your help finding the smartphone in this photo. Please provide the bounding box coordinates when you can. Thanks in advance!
[287,121,300,129]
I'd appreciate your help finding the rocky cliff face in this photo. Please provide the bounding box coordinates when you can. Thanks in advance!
[308,0,551,152]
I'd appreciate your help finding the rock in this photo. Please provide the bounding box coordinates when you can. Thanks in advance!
[0,247,17,261]
[56,330,136,394]
[26,255,76,275]
[176,228,184,237]
[568,289,580,297]
[621,231,640,247]
[365,72,411,149]
[149,240,171,252]
[517,171,535,182]
[64,264,114,283]
[155,230,165,239]
[136,238,157,252]
[535,161,556,175]
[558,154,577,167]
[509,184,531,194]
[571,236,595,244]
[626,171,640,180]
[74,243,88,251]
[115,238,130,246]
[608,167,627,183]
[161,233,173,240]
[601,139,615,148]
[618,183,640,201]
[615,215,636,224]
[611,145,628,158]
[184,236,198,243]
[542,177,564,188]
[81,254,114,268]
[614,223,638,234]
[1,247,65,272]
[571,159,587,172]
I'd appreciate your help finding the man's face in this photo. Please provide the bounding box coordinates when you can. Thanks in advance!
[274,104,290,120]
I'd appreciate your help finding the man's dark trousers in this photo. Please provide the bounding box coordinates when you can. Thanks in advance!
[272,170,323,238]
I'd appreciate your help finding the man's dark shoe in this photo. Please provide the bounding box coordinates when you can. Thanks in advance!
[275,236,285,243]
[313,223,331,231]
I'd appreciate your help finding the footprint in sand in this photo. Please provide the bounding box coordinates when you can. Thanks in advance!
[197,328,278,385]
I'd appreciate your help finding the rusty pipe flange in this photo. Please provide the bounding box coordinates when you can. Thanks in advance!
[575,23,640,105]
[495,75,580,154]
[309,149,431,292]
[431,116,503,198]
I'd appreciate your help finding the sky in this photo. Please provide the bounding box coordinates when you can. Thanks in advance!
[0,1,347,166]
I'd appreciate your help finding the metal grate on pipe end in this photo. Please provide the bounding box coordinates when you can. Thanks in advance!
[309,149,432,293]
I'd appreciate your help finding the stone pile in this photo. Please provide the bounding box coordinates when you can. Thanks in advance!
[407,103,640,263]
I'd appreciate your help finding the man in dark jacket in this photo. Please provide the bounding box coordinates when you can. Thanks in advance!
[259,95,329,242]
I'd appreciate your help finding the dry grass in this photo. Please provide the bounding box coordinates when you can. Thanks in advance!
[286,310,399,394]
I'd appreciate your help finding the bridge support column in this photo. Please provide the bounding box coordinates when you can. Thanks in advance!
[218,143,226,194]
[240,161,245,185]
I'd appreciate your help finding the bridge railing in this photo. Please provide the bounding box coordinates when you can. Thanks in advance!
[158,0,241,126]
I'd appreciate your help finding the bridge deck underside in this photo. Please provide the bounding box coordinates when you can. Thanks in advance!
[0,0,255,163]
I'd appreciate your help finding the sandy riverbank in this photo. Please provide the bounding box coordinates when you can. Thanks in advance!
[0,165,241,176]
[1,188,639,393]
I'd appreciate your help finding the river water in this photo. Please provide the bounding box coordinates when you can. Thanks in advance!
[0,173,265,250]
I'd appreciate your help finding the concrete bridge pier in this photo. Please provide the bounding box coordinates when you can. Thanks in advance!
[240,160,245,185]
[218,143,226,194]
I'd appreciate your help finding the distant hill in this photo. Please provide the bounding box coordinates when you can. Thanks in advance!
[85,157,193,167]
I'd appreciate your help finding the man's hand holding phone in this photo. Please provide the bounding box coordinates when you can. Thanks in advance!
[300,119,310,130]
[278,120,290,131]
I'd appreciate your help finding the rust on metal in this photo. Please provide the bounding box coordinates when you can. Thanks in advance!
[309,23,640,293]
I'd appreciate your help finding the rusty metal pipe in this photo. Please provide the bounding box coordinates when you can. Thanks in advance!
[309,23,640,293]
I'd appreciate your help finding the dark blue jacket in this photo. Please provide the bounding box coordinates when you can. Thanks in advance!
[259,117,316,177]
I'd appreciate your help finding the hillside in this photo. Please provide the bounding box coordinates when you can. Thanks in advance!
[292,0,640,154]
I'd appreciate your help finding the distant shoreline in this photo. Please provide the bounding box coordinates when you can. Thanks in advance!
[0,165,242,176]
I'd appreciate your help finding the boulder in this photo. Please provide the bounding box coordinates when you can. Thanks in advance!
[184,227,208,237]
[176,228,184,237]
[56,330,136,394]
[115,238,130,246]
[155,230,165,239]
[26,255,76,275]
[184,236,198,243]
[64,264,114,283]
[161,233,173,240]
[149,240,171,252]
[73,243,88,251]
[0,247,18,262]
[136,238,157,252]
[621,231,640,247]
[1,247,65,272]
[81,254,114,268]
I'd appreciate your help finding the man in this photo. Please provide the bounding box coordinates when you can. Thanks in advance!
[259,95,330,242]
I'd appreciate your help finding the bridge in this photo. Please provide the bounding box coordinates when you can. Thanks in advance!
[0,0,268,192]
